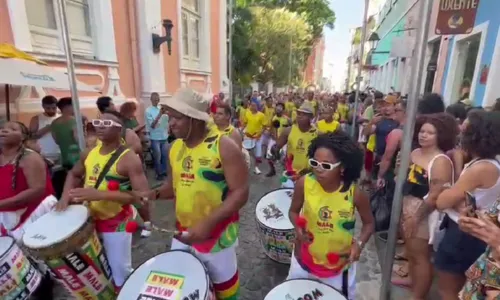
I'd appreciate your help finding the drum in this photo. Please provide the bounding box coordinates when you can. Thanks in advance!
[264,279,346,299]
[118,250,215,300]
[22,205,115,300]
[0,236,42,300]
[242,137,256,150]
[255,188,295,263]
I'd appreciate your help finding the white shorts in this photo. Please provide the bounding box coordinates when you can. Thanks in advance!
[100,231,132,287]
[287,253,357,300]
[253,136,264,158]
[266,138,276,159]
[171,238,238,285]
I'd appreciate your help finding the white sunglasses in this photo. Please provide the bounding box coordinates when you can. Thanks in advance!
[308,159,341,171]
[91,119,122,128]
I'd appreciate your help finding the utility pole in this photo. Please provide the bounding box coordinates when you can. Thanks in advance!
[287,35,293,93]
[351,0,369,137]
[228,0,234,105]
[379,0,434,298]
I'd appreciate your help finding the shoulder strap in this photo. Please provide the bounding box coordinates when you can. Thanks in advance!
[427,153,454,183]
[94,145,127,189]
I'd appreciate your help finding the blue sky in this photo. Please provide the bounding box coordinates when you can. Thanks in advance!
[323,0,365,91]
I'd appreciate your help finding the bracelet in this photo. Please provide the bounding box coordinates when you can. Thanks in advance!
[356,239,365,250]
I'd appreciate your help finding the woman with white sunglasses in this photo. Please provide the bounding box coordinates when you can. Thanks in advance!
[287,132,374,299]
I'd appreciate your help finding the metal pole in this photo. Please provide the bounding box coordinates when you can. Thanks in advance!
[379,0,433,298]
[287,35,293,93]
[351,0,369,137]
[228,0,234,106]
[56,0,86,150]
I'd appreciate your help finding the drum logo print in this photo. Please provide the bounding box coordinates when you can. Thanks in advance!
[317,206,334,231]
[262,204,284,221]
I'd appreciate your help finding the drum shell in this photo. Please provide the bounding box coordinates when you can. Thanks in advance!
[118,250,216,300]
[23,219,115,299]
[0,238,42,300]
[264,278,346,300]
[255,188,295,264]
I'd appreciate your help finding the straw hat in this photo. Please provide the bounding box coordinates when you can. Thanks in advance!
[297,102,314,114]
[164,88,210,121]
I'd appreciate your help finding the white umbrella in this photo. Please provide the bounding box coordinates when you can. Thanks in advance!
[0,58,96,92]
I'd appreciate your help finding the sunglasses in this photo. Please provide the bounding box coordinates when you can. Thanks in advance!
[308,159,341,171]
[91,119,122,128]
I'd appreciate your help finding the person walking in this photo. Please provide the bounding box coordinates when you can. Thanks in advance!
[145,92,169,180]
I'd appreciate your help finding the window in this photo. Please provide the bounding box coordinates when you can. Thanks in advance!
[25,0,93,56]
[181,0,201,69]
[451,34,481,102]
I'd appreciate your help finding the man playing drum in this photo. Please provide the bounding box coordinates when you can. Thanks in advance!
[154,88,249,300]
[243,100,267,174]
[56,110,149,291]
[212,103,242,149]
[272,102,318,183]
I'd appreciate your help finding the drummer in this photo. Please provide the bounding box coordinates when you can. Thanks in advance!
[55,110,150,291]
[213,103,242,149]
[0,121,57,298]
[266,102,291,177]
[243,100,268,174]
[272,102,317,180]
[154,87,248,300]
[288,132,375,299]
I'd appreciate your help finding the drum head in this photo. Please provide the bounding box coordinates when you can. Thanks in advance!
[243,138,256,150]
[0,236,14,259]
[118,250,209,300]
[256,188,294,230]
[22,205,88,249]
[264,279,346,299]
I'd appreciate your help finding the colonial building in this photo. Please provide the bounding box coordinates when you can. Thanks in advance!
[0,0,229,123]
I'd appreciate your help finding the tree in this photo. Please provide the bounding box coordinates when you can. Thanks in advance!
[247,7,312,85]
[232,0,258,86]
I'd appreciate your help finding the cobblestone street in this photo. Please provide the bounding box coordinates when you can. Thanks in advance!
[53,169,382,299]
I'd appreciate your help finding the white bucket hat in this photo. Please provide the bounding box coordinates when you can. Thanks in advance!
[164,88,210,121]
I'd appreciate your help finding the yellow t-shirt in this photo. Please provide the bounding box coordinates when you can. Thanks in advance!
[337,103,349,121]
[317,119,340,133]
[285,101,295,116]
[287,125,318,173]
[271,115,290,138]
[84,144,130,220]
[291,110,297,124]
[367,134,376,152]
[244,110,266,137]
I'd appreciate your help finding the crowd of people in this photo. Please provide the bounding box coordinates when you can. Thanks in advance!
[1,86,500,300]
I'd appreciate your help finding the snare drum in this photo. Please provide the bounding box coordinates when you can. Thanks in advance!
[255,188,295,263]
[0,237,42,300]
[22,205,115,299]
[118,250,215,300]
[242,137,256,150]
[265,279,346,299]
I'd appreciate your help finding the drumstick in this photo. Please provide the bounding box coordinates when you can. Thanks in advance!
[125,221,189,237]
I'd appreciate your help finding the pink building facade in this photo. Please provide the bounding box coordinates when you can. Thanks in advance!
[0,0,229,124]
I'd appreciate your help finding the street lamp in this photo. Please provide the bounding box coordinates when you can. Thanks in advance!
[368,32,381,50]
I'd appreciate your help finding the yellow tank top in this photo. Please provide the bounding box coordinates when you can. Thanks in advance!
[317,119,340,133]
[367,134,376,152]
[287,125,317,173]
[300,174,356,277]
[169,133,239,253]
[84,145,130,220]
[291,110,297,124]
[264,106,275,126]
[271,115,289,138]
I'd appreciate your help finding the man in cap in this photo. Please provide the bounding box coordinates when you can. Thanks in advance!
[154,88,248,300]
[272,102,318,182]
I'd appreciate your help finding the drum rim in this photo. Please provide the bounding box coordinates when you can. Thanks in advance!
[119,249,210,299]
[255,188,294,230]
[0,236,15,261]
[265,278,345,298]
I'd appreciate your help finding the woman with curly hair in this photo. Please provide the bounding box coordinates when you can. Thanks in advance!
[435,111,500,299]
[287,132,374,299]
[393,113,457,298]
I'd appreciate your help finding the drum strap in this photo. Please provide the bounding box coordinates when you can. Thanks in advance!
[94,145,127,189]
[341,269,348,297]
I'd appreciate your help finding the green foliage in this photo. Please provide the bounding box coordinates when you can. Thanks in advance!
[231,0,335,86]
[248,7,312,85]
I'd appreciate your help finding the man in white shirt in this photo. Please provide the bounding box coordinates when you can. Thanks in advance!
[29,95,60,163]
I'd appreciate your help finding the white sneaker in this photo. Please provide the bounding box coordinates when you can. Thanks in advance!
[254,166,262,175]
[141,222,152,238]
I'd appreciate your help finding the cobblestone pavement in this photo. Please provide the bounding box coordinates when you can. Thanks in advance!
[53,168,381,299]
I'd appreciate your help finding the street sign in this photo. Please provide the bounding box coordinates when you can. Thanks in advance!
[435,0,480,35]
